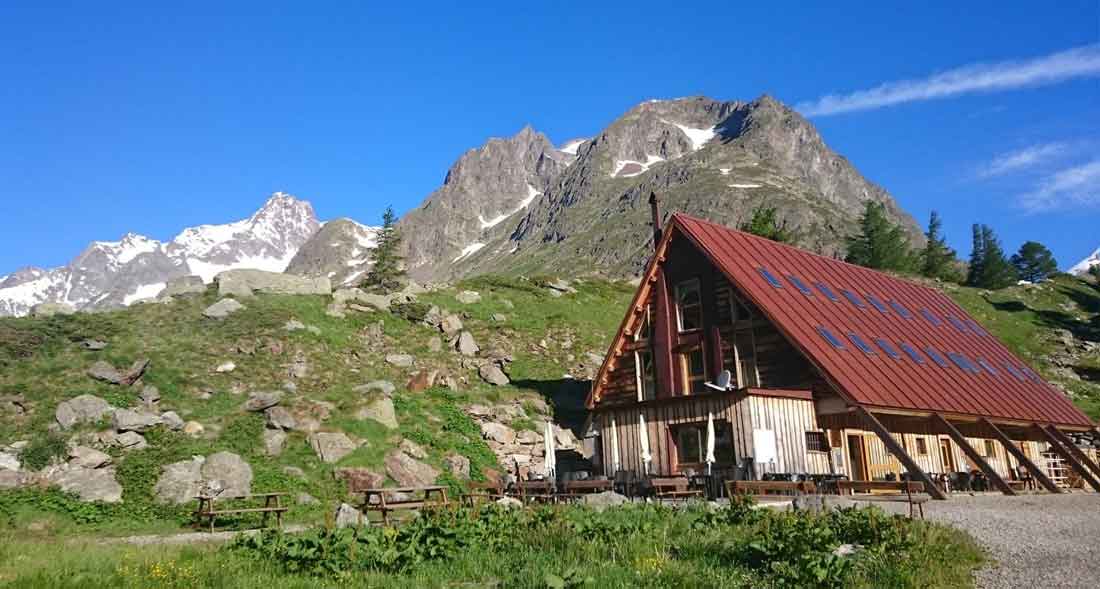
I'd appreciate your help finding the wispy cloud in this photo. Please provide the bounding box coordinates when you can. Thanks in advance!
[1019,159,1100,212]
[797,45,1100,117]
[978,142,1067,178]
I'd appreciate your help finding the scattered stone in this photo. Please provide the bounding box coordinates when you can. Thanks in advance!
[583,491,628,511]
[467,404,493,419]
[444,454,471,479]
[282,466,306,479]
[87,361,125,385]
[833,544,865,558]
[406,370,435,393]
[160,411,184,430]
[263,429,287,457]
[455,291,481,304]
[325,303,347,318]
[309,432,358,464]
[47,466,123,503]
[0,452,21,472]
[440,314,464,336]
[215,269,332,298]
[182,421,205,437]
[515,430,542,445]
[202,452,253,498]
[31,302,75,317]
[546,279,577,296]
[0,470,27,490]
[479,363,510,386]
[480,422,516,445]
[153,457,204,504]
[215,361,237,373]
[161,275,206,297]
[112,408,162,432]
[384,450,440,487]
[354,380,396,396]
[113,431,148,450]
[456,331,480,357]
[334,503,363,528]
[491,313,507,322]
[265,406,297,430]
[399,439,427,460]
[68,446,111,469]
[334,467,384,490]
[55,394,112,430]
[243,391,282,412]
[203,298,245,319]
[428,336,443,352]
[495,496,523,509]
[296,492,318,505]
[80,339,108,351]
[139,385,161,405]
[385,354,415,368]
[356,396,398,429]
[284,320,306,331]
[288,352,310,379]
[0,394,29,417]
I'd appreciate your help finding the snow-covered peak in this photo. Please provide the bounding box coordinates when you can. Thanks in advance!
[91,233,163,265]
[559,139,587,155]
[1070,247,1100,275]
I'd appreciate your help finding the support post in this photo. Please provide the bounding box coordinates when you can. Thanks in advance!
[930,414,1015,496]
[854,406,946,500]
[1033,425,1100,493]
[1043,425,1100,480]
[978,418,1060,494]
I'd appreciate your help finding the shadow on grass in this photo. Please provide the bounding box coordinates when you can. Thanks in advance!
[990,295,1100,344]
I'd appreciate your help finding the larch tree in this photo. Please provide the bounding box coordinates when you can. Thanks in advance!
[966,224,1017,289]
[740,205,795,244]
[844,201,916,272]
[361,206,407,293]
[919,211,962,282]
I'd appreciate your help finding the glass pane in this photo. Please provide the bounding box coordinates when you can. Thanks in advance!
[816,326,846,349]
[815,282,840,302]
[875,338,901,359]
[786,274,813,297]
[888,300,912,318]
[848,332,876,355]
[678,427,702,463]
[758,268,784,289]
[920,309,943,326]
[715,422,736,463]
[866,294,890,314]
[841,290,867,309]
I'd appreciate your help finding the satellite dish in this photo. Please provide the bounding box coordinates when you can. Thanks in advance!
[704,370,733,391]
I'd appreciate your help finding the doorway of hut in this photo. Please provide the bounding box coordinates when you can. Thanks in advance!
[846,434,869,481]
[939,438,957,473]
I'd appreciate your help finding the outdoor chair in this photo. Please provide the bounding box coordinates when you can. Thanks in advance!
[612,470,639,499]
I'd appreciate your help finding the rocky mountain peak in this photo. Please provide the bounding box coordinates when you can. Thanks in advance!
[286,218,381,287]
[1070,247,1100,275]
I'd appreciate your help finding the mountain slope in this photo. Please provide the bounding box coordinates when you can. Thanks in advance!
[285,218,381,287]
[1071,247,1100,275]
[0,193,321,316]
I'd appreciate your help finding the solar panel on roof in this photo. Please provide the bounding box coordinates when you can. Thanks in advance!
[888,300,912,318]
[758,268,784,289]
[947,352,979,374]
[814,282,840,302]
[841,290,867,309]
[899,342,926,364]
[866,294,890,314]
[924,346,949,368]
[976,357,999,376]
[946,315,969,334]
[874,338,901,360]
[920,309,943,326]
[786,275,814,297]
[966,320,988,337]
[847,332,876,355]
[816,326,845,349]
[1003,363,1027,382]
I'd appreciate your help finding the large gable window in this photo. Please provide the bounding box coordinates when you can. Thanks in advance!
[729,293,759,388]
[675,279,703,332]
[681,346,707,394]
[635,349,656,401]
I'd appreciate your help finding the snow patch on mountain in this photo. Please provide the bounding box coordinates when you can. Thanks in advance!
[123,282,166,305]
[1070,247,1100,275]
[559,139,587,155]
[453,243,486,263]
[478,184,542,229]
[612,155,665,178]
[667,121,717,151]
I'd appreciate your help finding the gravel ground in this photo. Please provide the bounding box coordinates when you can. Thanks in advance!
[864,493,1100,589]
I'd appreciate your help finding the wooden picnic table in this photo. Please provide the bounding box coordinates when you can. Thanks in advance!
[649,476,703,501]
[461,481,507,506]
[360,486,449,526]
[559,479,613,502]
[511,480,555,503]
[725,480,817,498]
[193,492,288,533]
[836,480,928,519]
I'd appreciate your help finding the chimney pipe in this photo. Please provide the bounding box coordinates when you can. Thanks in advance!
[648,192,662,252]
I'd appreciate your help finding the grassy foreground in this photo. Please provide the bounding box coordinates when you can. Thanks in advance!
[0,501,985,589]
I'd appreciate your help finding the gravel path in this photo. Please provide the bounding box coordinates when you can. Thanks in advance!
[865,493,1100,589]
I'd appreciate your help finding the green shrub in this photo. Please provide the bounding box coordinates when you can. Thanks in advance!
[20,434,68,471]
[391,301,431,323]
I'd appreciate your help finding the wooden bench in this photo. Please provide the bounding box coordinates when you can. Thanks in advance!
[360,486,449,526]
[649,477,703,501]
[725,480,817,498]
[559,479,613,502]
[837,480,928,519]
[462,481,507,506]
[193,492,288,533]
[511,480,555,504]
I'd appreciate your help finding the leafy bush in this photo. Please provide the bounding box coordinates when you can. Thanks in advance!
[0,489,112,525]
[20,434,68,471]
[391,301,431,323]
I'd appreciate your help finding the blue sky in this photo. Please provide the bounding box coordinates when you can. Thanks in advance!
[1,1,1098,275]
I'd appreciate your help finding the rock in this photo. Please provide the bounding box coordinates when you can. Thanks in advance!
[479,363,510,386]
[406,370,435,393]
[215,269,331,298]
[215,361,237,373]
[243,391,282,412]
[501,300,514,309]
[495,496,523,509]
[334,503,364,528]
[467,404,493,419]
[546,279,577,295]
[456,331,480,357]
[87,361,125,385]
[384,450,440,487]
[0,394,29,417]
[385,354,415,368]
[161,275,206,298]
[80,339,108,351]
[113,431,148,450]
[515,430,542,445]
[325,303,346,318]
[283,466,306,479]
[288,353,310,379]
[355,397,398,429]
[491,313,507,322]
[423,305,443,329]
[30,302,75,318]
[833,544,865,558]
[68,446,111,469]
[582,491,628,511]
[309,432,358,463]
[455,291,481,305]
[0,452,21,471]
[265,406,297,430]
[480,422,516,445]
[334,467,384,490]
[284,320,306,331]
[139,385,161,405]
[0,470,27,489]
[263,429,287,457]
[153,457,205,504]
[48,466,123,503]
[427,336,443,352]
[554,426,578,449]
[203,298,245,319]
[160,411,184,430]
[296,492,318,505]
[55,395,112,429]
[440,314,464,336]
[399,439,427,459]
[112,408,162,432]
[444,454,471,479]
[202,452,253,498]
[354,380,396,396]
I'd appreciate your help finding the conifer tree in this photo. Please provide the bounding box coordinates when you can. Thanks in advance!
[1089,264,1100,281]
[361,206,406,293]
[740,205,795,244]
[844,201,916,271]
[1011,241,1058,283]
[966,224,1017,289]
[919,211,962,282]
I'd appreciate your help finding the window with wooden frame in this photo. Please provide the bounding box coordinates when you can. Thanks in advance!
[680,346,707,394]
[675,279,703,332]
[915,438,929,456]
[729,294,759,388]
[672,421,735,468]
[635,349,656,402]
[983,439,996,458]
[634,304,653,342]
[805,431,829,453]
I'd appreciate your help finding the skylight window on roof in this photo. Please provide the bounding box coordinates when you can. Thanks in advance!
[947,352,979,374]
[815,282,840,302]
[1003,363,1027,382]
[1022,367,1043,384]
[966,320,988,337]
[786,275,814,297]
[924,346,949,368]
[874,338,901,360]
[758,268,784,289]
[946,315,969,334]
[899,342,925,364]
[841,290,867,309]
[888,300,912,318]
[976,357,999,376]
[847,333,876,355]
[866,294,890,314]
[920,309,943,326]
[816,326,845,350]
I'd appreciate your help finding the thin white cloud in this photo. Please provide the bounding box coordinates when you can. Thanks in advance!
[1018,159,1100,212]
[797,44,1100,117]
[978,142,1067,178]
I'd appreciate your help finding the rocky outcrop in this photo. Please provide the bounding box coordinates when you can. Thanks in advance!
[384,449,440,487]
[286,218,380,287]
[153,452,253,504]
[30,303,75,318]
[55,395,113,430]
[45,465,123,503]
[215,269,331,298]
[309,432,358,463]
[355,396,398,429]
[160,275,206,297]
[203,298,245,319]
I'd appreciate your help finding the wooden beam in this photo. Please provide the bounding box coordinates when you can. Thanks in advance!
[1033,425,1100,493]
[978,418,1060,494]
[930,414,1015,496]
[854,406,947,500]
[1043,425,1100,481]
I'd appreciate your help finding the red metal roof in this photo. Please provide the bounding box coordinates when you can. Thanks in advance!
[667,213,1093,429]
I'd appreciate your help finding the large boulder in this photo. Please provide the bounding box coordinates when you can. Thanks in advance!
[243,391,282,412]
[479,363,510,386]
[68,446,112,469]
[355,396,398,429]
[455,291,481,304]
[160,275,206,297]
[203,298,245,319]
[309,432,358,463]
[203,452,253,497]
[334,503,364,528]
[440,314,463,336]
[444,454,471,479]
[87,361,125,385]
[334,467,385,490]
[0,470,27,490]
[30,302,75,318]
[111,408,163,432]
[152,453,253,504]
[456,331,480,357]
[582,491,628,511]
[384,450,440,487]
[265,406,297,430]
[55,395,113,430]
[0,452,20,472]
[354,380,396,396]
[216,269,331,298]
[47,466,123,503]
[263,429,287,456]
[480,422,516,445]
[385,354,414,368]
